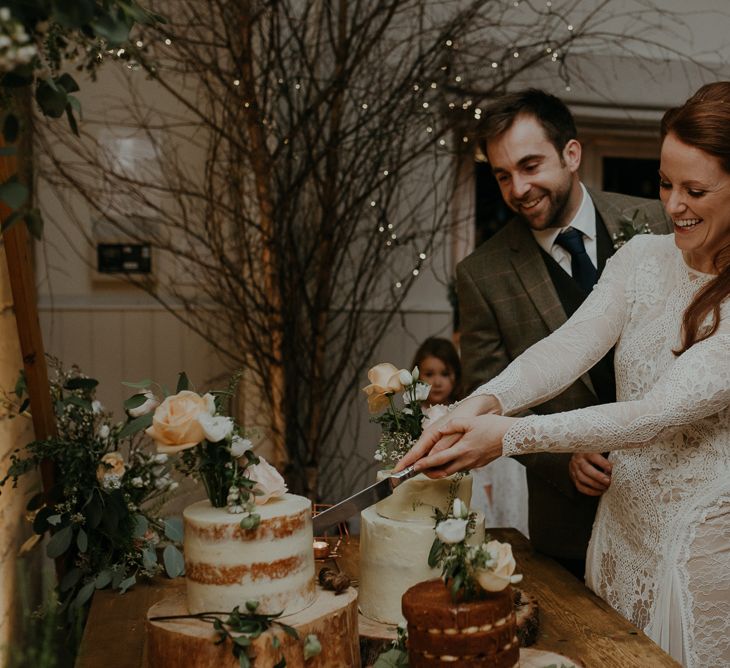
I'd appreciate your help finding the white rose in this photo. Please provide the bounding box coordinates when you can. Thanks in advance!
[230,435,253,458]
[247,457,288,504]
[422,403,449,429]
[128,391,160,418]
[398,369,413,387]
[202,392,216,415]
[404,382,431,405]
[475,540,523,592]
[98,424,110,439]
[196,413,234,443]
[435,518,467,544]
[452,498,469,519]
[92,400,103,414]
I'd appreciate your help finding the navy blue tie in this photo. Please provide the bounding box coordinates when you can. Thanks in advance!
[554,227,598,292]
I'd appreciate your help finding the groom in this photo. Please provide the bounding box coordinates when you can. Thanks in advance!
[458,89,671,577]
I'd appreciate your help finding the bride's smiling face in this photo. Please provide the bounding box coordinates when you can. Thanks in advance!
[659,132,730,274]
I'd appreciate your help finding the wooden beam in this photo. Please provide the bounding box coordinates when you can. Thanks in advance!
[1,101,60,577]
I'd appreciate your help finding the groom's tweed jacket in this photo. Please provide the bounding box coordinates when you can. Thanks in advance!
[457,188,671,561]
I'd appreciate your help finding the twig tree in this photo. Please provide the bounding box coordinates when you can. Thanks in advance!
[38,0,701,498]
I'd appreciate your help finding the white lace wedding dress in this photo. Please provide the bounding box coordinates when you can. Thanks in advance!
[472,234,730,668]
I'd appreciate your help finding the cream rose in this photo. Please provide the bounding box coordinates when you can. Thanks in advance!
[145,390,213,453]
[128,391,160,418]
[96,452,125,484]
[435,517,468,544]
[362,363,407,413]
[475,540,523,592]
[248,457,288,504]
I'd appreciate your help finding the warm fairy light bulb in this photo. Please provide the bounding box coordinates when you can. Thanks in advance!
[513,51,519,58]
[362,103,368,109]
[446,40,453,46]
[422,102,429,109]
[568,24,574,31]
[426,126,433,133]
[412,269,419,276]
[370,200,376,207]
[164,38,172,45]
[419,252,427,260]
[439,139,446,146]
[491,62,498,68]
[455,75,462,82]
[383,170,389,176]
[136,40,143,47]
[233,79,240,86]
[387,223,394,229]
[395,281,402,288]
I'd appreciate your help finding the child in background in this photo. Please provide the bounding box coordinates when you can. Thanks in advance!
[411,337,462,406]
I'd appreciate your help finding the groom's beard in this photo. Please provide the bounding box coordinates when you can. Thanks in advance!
[514,179,573,231]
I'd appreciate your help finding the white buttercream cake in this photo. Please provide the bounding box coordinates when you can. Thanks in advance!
[359,473,486,625]
[183,493,316,615]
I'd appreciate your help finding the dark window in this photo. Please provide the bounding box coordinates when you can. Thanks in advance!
[602,157,660,199]
[474,161,512,245]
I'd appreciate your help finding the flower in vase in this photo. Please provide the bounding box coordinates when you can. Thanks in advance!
[404,381,431,404]
[128,391,160,418]
[362,363,407,413]
[197,412,234,443]
[248,457,288,504]
[146,391,214,453]
[97,452,126,489]
[422,403,449,429]
[230,435,253,458]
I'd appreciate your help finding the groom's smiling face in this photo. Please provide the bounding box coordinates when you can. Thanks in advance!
[486,113,582,231]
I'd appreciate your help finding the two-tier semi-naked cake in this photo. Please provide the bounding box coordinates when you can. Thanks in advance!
[358,473,485,625]
[183,493,316,615]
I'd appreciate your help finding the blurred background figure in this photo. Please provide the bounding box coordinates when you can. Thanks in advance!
[411,337,462,406]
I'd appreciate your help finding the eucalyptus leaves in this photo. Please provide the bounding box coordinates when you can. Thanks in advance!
[0,360,183,615]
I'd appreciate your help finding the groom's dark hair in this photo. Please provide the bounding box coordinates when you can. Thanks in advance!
[479,88,577,157]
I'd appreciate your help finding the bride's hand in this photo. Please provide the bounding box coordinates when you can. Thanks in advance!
[393,394,502,473]
[395,413,517,478]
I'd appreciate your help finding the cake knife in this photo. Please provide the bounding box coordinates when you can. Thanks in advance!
[312,465,418,534]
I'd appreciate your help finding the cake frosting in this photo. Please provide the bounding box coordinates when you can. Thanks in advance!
[359,473,485,625]
[183,493,316,615]
[402,580,520,667]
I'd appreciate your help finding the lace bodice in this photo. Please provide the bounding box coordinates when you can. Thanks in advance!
[471,234,730,667]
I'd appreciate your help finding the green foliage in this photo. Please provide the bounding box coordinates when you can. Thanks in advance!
[0,358,183,622]
[373,625,409,667]
[0,1,164,236]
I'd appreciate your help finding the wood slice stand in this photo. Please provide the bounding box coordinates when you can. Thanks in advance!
[147,587,359,668]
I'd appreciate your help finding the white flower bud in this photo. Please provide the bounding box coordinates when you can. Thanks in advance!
[398,369,413,387]
[435,518,467,544]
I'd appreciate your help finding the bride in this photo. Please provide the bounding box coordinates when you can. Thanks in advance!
[397,82,730,668]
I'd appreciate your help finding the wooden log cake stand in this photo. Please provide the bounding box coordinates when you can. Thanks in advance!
[146,586,359,668]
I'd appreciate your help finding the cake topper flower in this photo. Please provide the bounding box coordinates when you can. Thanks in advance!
[130,372,287,528]
[363,362,432,466]
[429,497,522,600]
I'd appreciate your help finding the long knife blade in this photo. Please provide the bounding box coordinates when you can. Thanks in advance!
[312,465,418,534]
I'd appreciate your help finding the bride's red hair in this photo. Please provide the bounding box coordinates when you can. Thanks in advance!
[661,82,730,354]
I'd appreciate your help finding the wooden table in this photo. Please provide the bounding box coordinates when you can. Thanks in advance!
[76,529,680,668]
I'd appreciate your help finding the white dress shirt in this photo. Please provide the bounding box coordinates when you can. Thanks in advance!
[531,183,597,276]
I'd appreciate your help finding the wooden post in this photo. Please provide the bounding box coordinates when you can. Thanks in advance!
[1,102,60,576]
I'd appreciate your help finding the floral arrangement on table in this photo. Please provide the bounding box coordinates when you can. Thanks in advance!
[613,208,653,250]
[363,362,447,467]
[141,373,288,529]
[429,497,523,600]
[0,360,184,615]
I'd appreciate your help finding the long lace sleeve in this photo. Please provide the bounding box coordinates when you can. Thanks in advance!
[502,331,730,455]
[470,237,638,415]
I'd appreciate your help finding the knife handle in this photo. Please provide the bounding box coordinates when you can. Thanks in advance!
[390,465,418,487]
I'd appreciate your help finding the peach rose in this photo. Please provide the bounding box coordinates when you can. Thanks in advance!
[248,457,288,504]
[96,452,125,484]
[475,540,523,592]
[362,363,407,413]
[145,391,214,454]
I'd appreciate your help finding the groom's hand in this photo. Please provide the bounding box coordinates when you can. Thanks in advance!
[569,453,612,496]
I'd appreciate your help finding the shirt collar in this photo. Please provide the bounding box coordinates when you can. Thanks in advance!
[532,183,596,255]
